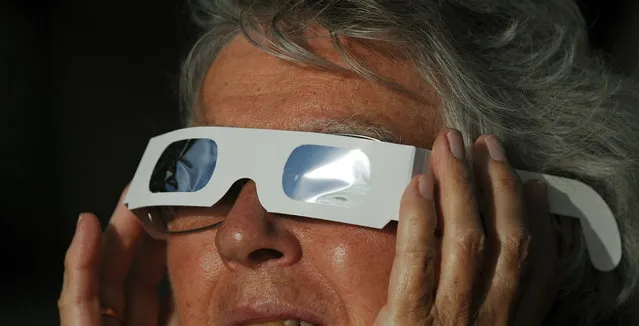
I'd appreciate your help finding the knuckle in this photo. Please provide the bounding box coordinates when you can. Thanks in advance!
[402,292,431,316]
[63,257,70,272]
[57,292,74,311]
[57,296,66,310]
[501,231,532,270]
[434,302,473,326]
[491,174,522,193]
[400,245,437,261]
[456,229,486,255]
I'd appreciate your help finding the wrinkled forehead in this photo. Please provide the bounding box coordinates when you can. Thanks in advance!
[196,32,443,149]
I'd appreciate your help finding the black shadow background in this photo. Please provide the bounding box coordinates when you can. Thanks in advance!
[0,0,636,325]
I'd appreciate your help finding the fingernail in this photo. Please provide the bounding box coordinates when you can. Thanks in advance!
[484,135,507,162]
[77,213,85,227]
[446,129,465,160]
[418,172,434,200]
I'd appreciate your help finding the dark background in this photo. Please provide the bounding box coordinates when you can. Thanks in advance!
[0,0,637,325]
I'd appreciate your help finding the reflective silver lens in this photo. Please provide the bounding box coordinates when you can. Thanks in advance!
[283,145,371,207]
[149,138,217,193]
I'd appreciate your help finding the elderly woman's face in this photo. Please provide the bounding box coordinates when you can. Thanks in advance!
[167,34,441,325]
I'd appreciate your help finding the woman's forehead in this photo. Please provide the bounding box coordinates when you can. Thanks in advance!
[198,35,443,149]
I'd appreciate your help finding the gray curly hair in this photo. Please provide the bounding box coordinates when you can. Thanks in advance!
[179,0,639,324]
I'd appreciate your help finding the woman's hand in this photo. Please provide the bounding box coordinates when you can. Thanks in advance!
[374,129,560,326]
[58,189,175,326]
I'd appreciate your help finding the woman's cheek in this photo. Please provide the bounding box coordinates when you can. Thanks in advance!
[312,228,397,306]
[167,234,223,295]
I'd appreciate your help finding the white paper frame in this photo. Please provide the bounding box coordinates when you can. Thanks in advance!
[124,127,621,271]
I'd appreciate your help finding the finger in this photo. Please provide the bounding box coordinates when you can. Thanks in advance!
[59,213,103,326]
[101,186,145,323]
[125,234,168,326]
[473,135,530,323]
[385,161,438,322]
[430,129,484,324]
[514,180,558,326]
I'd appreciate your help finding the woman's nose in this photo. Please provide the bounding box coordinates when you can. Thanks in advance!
[215,181,303,270]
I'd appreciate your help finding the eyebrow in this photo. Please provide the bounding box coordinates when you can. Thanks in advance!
[294,117,402,143]
[196,115,403,144]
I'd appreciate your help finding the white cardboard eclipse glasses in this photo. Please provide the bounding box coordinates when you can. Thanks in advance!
[124,126,622,271]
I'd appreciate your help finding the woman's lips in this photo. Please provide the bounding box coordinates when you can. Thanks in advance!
[223,303,327,326]
[244,321,316,326]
